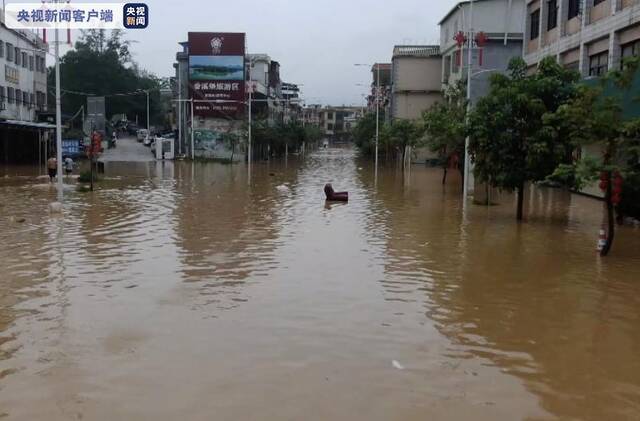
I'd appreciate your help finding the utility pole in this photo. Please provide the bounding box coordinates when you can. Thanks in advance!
[463,0,475,200]
[190,98,195,160]
[54,2,63,201]
[178,63,182,155]
[375,63,380,175]
[146,90,150,133]
[248,84,252,166]
[355,63,381,175]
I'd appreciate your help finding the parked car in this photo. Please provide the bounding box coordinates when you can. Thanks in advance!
[127,124,140,135]
[143,134,153,147]
[136,129,149,142]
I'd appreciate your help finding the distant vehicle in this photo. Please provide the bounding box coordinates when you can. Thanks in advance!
[127,124,139,135]
[137,129,149,142]
[143,134,153,147]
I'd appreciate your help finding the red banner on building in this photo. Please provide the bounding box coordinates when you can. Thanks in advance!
[188,32,246,118]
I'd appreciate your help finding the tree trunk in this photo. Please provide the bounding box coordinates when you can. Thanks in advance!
[442,166,448,185]
[516,182,525,221]
[601,172,616,257]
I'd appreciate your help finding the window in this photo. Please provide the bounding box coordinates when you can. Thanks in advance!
[621,40,640,68]
[7,87,14,104]
[23,91,29,106]
[21,52,27,68]
[29,56,34,71]
[36,91,46,109]
[327,123,334,131]
[530,9,540,40]
[15,89,21,105]
[564,61,580,72]
[327,112,333,119]
[0,41,4,58]
[589,51,609,76]
[0,86,5,102]
[29,93,34,107]
[568,0,580,19]
[547,0,558,30]
[14,47,19,66]
[6,43,13,62]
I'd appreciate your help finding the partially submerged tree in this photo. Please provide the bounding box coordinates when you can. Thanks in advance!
[545,58,640,256]
[352,112,379,157]
[380,119,423,168]
[467,57,579,221]
[422,80,466,184]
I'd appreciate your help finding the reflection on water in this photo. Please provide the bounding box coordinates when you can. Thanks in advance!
[1,148,639,420]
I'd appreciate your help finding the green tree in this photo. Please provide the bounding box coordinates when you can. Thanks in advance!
[422,81,466,184]
[379,119,423,167]
[353,112,381,157]
[545,58,640,256]
[467,57,579,221]
[49,29,164,130]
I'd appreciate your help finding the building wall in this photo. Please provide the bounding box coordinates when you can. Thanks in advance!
[391,55,443,120]
[0,25,48,122]
[393,56,443,92]
[440,1,525,100]
[440,0,526,53]
[392,92,441,120]
[523,0,640,75]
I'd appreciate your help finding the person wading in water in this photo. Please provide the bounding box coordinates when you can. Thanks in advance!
[47,156,57,183]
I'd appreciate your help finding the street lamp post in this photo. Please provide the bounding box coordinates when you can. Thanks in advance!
[54,4,63,201]
[463,0,475,201]
[146,89,150,133]
[355,63,381,173]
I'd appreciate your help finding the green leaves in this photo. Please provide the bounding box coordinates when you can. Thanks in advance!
[467,57,579,194]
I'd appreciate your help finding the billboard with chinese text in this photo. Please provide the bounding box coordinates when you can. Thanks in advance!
[188,32,245,118]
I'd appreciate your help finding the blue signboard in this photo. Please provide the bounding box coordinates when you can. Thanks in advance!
[62,139,83,158]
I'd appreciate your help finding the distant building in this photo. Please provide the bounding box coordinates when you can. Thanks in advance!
[390,45,443,120]
[0,19,52,165]
[302,104,322,127]
[173,35,291,160]
[318,106,363,139]
[368,63,392,115]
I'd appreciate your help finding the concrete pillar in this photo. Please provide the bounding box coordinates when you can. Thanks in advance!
[579,41,589,76]
[609,30,621,69]
[559,0,568,36]
[539,0,546,49]
[582,0,593,27]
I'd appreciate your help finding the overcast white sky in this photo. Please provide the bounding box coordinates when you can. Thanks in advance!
[42,0,462,105]
[131,0,457,105]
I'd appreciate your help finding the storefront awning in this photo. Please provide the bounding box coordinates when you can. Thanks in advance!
[0,120,57,130]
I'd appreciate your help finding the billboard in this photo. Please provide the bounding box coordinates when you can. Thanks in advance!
[188,32,245,118]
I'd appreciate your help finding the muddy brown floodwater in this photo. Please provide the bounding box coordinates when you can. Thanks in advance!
[1,148,640,420]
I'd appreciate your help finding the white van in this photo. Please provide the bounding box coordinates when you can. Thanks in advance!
[137,129,149,142]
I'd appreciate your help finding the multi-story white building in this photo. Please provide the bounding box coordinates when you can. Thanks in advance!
[523,0,640,76]
[0,19,50,165]
[440,0,525,98]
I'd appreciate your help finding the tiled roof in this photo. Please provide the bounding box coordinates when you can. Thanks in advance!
[392,45,441,58]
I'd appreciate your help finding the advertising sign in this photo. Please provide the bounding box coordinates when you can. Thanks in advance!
[188,32,245,118]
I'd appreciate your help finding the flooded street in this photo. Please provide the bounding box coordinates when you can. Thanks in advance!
[1,148,640,420]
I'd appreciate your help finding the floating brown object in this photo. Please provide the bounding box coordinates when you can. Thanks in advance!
[324,183,348,202]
